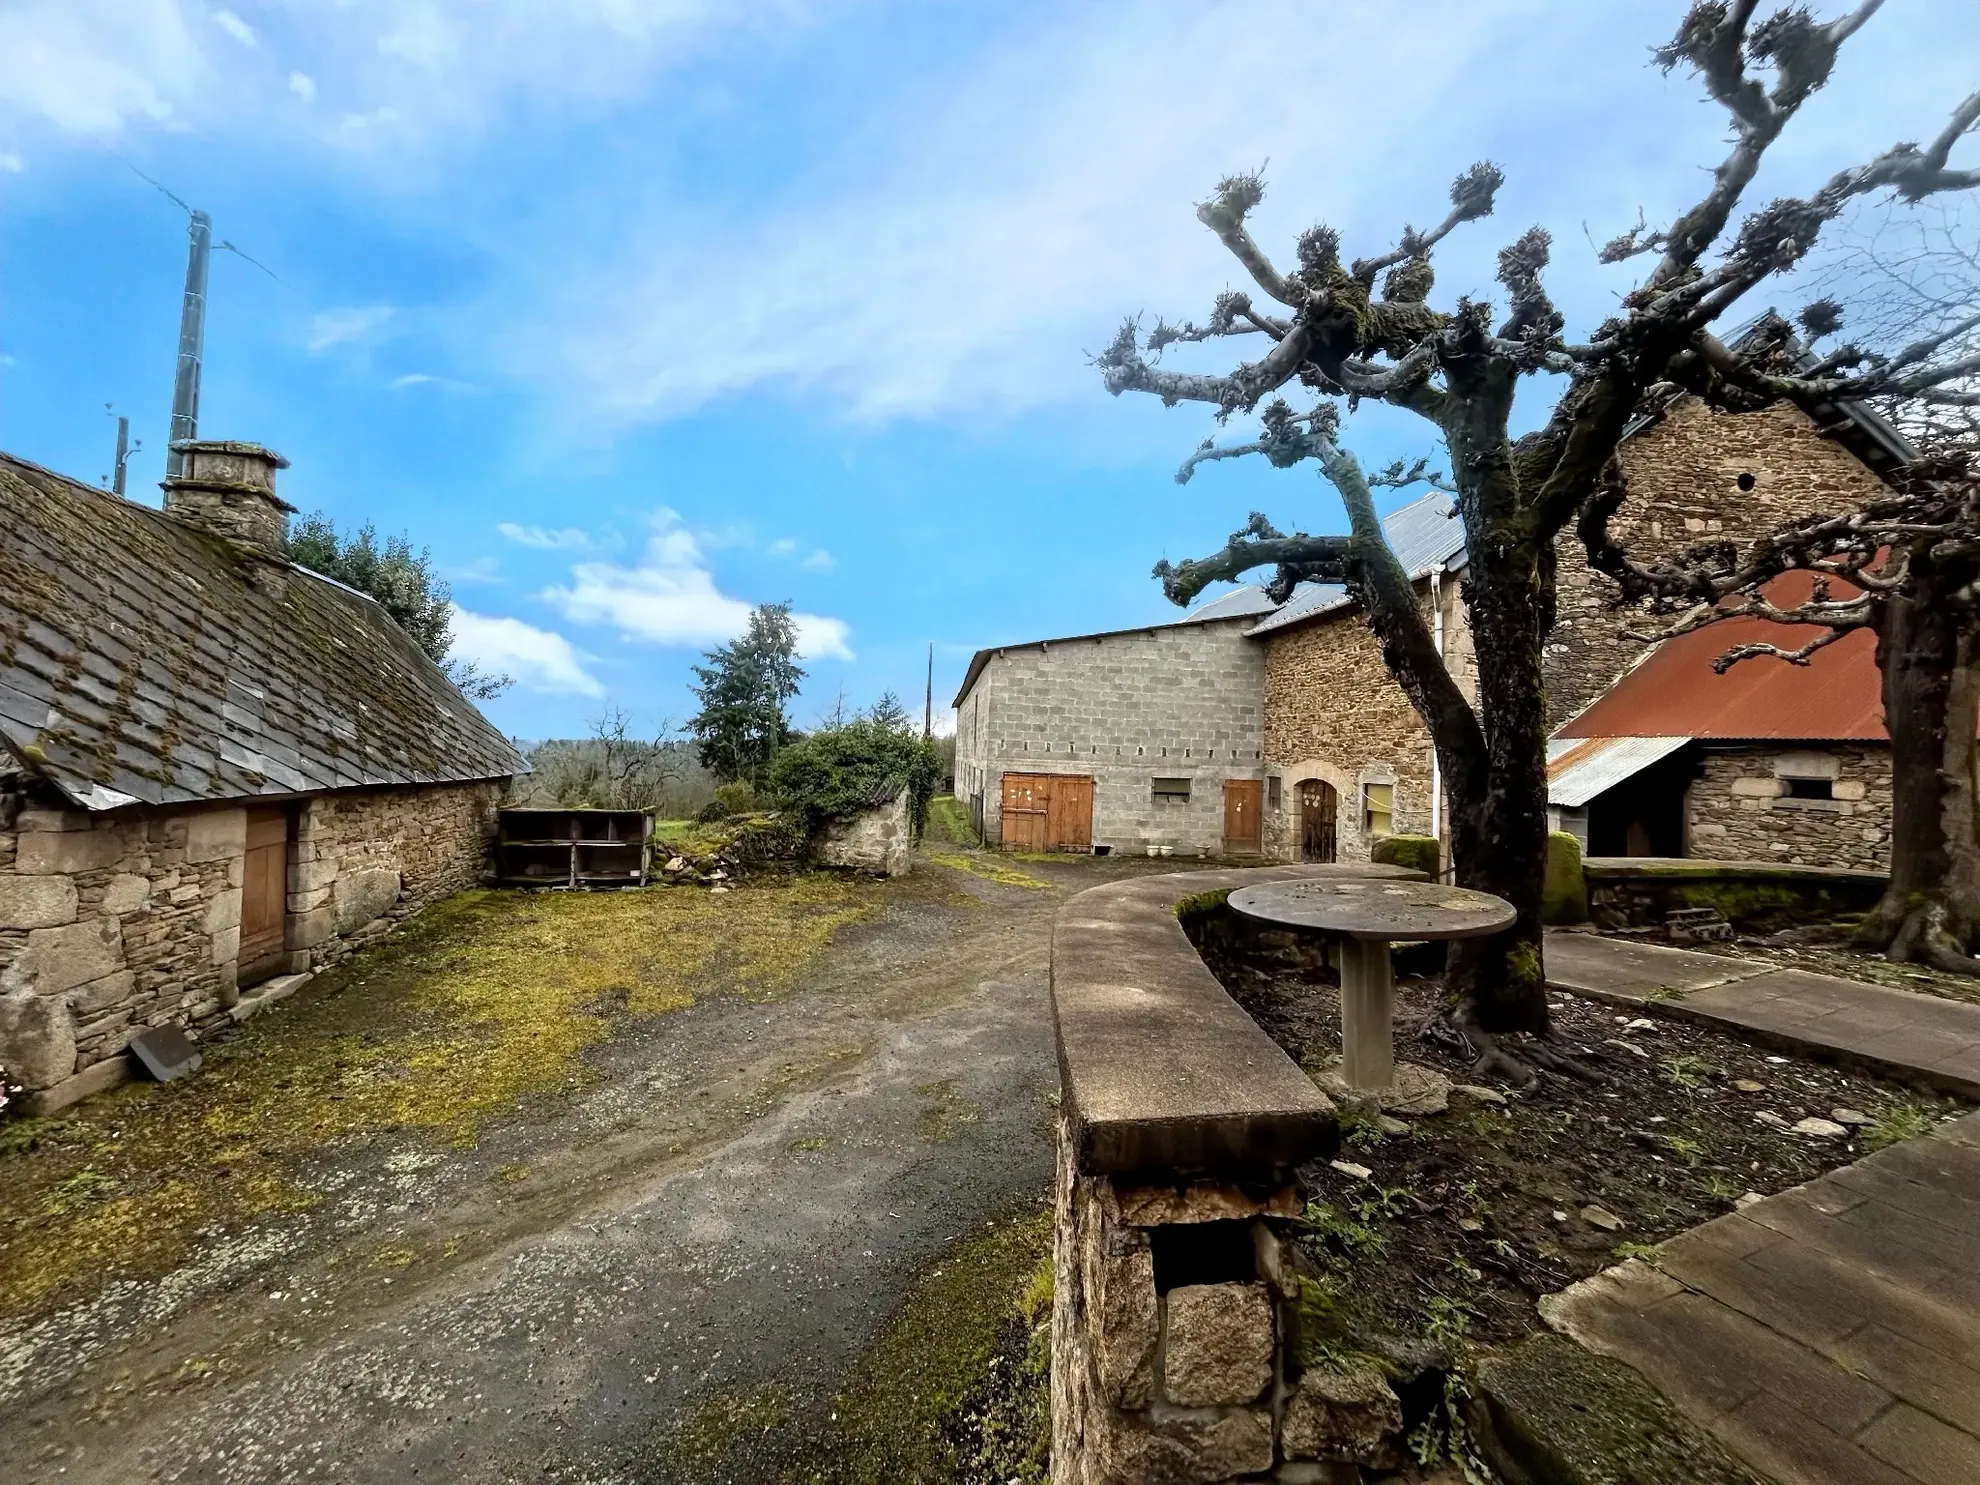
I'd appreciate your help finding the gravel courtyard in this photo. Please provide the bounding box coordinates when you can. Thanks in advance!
[0,850,1177,1484]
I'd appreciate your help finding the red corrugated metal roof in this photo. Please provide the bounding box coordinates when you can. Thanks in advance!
[1556,569,1886,742]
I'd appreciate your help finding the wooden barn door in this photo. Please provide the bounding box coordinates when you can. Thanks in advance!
[240,805,291,984]
[1298,780,1338,863]
[1222,779,1263,855]
[1046,776,1094,852]
[999,773,1094,851]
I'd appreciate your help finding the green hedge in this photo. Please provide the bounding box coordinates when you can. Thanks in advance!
[1370,834,1440,878]
[768,721,943,835]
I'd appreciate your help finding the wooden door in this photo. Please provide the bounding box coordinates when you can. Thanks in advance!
[1000,774,1049,851]
[1299,780,1338,863]
[240,805,290,982]
[1045,776,1094,852]
[1222,779,1263,855]
[999,773,1094,851]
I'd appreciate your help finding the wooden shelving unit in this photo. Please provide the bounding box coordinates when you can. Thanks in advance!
[496,808,652,888]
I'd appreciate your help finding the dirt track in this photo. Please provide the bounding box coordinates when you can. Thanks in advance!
[2,850,1181,1484]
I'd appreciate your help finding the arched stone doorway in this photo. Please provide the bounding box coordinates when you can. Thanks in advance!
[1298,779,1339,863]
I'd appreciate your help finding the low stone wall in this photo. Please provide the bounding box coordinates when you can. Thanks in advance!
[1585,857,1887,933]
[0,780,501,1105]
[814,787,912,877]
[1053,866,1442,1483]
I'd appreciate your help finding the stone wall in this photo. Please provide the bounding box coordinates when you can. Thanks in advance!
[1684,744,1892,870]
[814,787,911,877]
[1260,575,1468,866]
[1051,1125,1402,1483]
[953,617,1266,855]
[1547,398,1893,728]
[0,780,501,1099]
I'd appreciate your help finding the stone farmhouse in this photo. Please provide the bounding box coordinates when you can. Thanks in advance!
[0,442,523,1106]
[954,376,1913,870]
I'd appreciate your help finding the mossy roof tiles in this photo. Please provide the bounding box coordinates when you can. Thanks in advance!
[0,452,523,811]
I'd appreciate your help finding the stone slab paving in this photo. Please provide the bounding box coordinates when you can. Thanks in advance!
[1545,1111,1980,1485]
[1545,931,1980,1098]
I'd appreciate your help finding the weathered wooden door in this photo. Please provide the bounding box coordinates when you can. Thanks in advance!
[1299,780,1338,863]
[240,805,290,982]
[999,773,1094,851]
[1046,776,1094,852]
[1000,774,1049,851]
[1222,779,1263,855]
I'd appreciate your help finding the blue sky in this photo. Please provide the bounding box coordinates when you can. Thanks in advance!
[1,1,1973,741]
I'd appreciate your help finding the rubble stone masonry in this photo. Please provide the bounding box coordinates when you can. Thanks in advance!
[1685,745,1892,871]
[0,781,501,1095]
[1548,398,1892,728]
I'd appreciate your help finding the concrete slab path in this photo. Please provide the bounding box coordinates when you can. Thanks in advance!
[1545,1110,1980,1485]
[1546,931,1980,1098]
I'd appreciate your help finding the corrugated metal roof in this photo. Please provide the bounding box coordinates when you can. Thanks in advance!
[1555,569,1886,742]
[1547,735,1692,807]
[1186,585,1276,621]
[0,452,525,810]
[1246,491,1466,637]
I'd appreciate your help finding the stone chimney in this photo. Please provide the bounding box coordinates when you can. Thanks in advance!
[161,441,295,557]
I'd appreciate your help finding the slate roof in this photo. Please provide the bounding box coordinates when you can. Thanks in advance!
[0,453,525,812]
[1245,490,1468,638]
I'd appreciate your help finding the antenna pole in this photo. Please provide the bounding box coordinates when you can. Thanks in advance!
[165,209,212,478]
[923,642,934,740]
[112,416,130,496]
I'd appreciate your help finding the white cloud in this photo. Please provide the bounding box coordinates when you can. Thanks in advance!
[0,0,206,138]
[0,152,21,174]
[499,522,591,550]
[801,549,834,571]
[766,537,797,557]
[448,606,602,695]
[308,304,395,353]
[544,510,853,660]
[288,71,316,101]
[212,9,256,47]
[388,372,438,388]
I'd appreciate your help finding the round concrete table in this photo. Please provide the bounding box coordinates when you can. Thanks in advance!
[1229,878,1515,1094]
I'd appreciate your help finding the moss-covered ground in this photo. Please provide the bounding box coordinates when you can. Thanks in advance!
[0,877,872,1324]
[789,1205,1053,1484]
[922,795,978,847]
[925,851,1049,889]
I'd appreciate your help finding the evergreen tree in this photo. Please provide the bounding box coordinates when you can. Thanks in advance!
[286,513,512,700]
[688,602,806,784]
[864,690,913,732]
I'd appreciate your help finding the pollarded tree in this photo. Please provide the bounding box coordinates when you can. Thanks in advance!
[1100,3,1978,1079]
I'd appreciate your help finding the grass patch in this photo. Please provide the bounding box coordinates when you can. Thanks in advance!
[1864,1101,1939,1151]
[923,795,978,848]
[915,1078,985,1143]
[925,853,1049,890]
[799,1207,1053,1484]
[0,877,872,1323]
[652,819,700,845]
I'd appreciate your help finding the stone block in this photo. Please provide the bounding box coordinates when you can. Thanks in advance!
[67,969,136,1017]
[1729,777,1781,798]
[17,807,89,833]
[16,826,124,875]
[289,857,338,894]
[25,1053,131,1115]
[1832,779,1868,802]
[291,904,337,949]
[334,867,401,934]
[203,887,243,934]
[99,873,151,916]
[24,917,125,995]
[288,886,331,914]
[1162,1283,1274,1406]
[1112,1183,1299,1227]
[0,992,77,1089]
[184,807,247,864]
[1094,1404,1274,1484]
[1282,1362,1403,1464]
[1085,1201,1158,1410]
[210,926,241,965]
[0,874,79,930]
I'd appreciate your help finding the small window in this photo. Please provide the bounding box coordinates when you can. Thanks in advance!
[1783,776,1834,801]
[1267,775,1283,811]
[1152,777,1191,802]
[1363,782,1394,837]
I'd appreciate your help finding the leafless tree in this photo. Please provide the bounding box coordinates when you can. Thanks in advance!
[1587,214,1980,972]
[1101,1,1979,1079]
